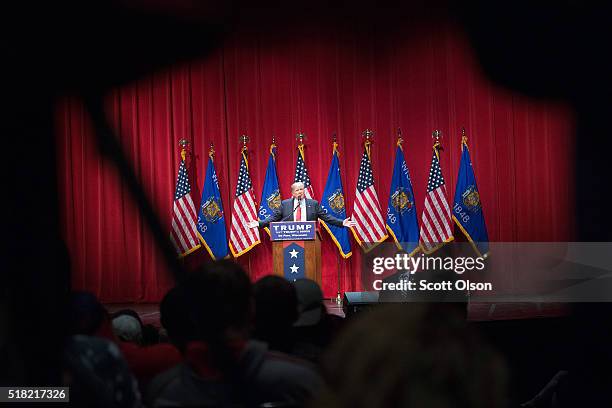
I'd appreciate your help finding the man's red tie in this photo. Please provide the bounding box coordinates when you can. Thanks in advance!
[295,203,302,221]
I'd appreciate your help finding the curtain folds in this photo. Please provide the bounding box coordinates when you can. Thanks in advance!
[56,21,574,302]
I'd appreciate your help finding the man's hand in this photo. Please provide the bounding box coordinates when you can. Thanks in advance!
[343,218,357,227]
[247,220,259,228]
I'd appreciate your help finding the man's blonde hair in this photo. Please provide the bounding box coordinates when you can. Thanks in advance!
[291,182,305,191]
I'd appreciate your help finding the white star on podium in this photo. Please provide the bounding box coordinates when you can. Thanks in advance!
[289,264,299,273]
[289,249,299,258]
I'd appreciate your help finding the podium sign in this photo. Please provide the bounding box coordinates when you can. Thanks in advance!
[282,242,306,280]
[270,221,316,241]
[270,221,320,284]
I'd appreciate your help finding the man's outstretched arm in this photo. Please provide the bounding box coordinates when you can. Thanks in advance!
[247,210,282,229]
[315,202,356,228]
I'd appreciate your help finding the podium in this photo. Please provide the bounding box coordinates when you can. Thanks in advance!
[270,221,321,285]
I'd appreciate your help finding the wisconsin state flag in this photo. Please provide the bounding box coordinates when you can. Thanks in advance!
[452,132,489,257]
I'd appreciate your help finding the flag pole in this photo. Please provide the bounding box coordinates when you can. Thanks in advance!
[331,132,344,306]
[459,127,471,302]
[336,254,343,306]
[208,141,215,264]
[177,138,190,266]
[241,134,251,276]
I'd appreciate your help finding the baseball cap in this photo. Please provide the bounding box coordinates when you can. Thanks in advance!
[293,279,324,327]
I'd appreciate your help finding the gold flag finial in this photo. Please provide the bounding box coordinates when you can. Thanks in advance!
[270,136,277,156]
[332,133,339,154]
[461,127,468,145]
[179,139,189,161]
[362,129,374,141]
[239,134,250,155]
[240,134,249,146]
[461,127,469,151]
[296,132,306,145]
[397,127,403,147]
[362,129,374,158]
[432,130,441,142]
[432,130,442,154]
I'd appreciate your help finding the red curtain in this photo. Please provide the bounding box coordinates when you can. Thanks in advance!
[56,19,575,302]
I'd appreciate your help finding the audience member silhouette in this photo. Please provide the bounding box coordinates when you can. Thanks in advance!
[253,275,298,354]
[146,260,322,408]
[141,324,160,346]
[159,285,197,353]
[112,313,143,345]
[66,291,121,342]
[314,303,507,408]
[63,335,143,408]
[291,279,342,364]
[111,304,183,392]
[67,291,108,336]
[68,295,181,393]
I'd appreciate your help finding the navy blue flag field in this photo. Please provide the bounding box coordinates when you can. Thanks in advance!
[320,142,352,258]
[386,139,420,255]
[258,142,281,236]
[452,135,489,257]
[197,148,229,260]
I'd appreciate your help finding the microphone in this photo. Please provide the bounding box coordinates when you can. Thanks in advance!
[281,197,303,221]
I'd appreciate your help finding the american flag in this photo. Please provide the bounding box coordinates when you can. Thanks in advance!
[170,152,201,257]
[419,143,453,253]
[229,148,261,257]
[351,144,387,251]
[294,144,315,199]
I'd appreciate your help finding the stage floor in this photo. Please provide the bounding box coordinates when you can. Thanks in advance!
[105,300,568,327]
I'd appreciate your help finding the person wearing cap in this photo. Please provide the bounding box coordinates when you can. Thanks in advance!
[292,279,343,364]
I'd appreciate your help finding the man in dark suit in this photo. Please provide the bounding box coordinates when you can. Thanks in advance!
[247,182,356,229]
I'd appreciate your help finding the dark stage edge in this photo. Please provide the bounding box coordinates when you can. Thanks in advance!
[105,300,568,327]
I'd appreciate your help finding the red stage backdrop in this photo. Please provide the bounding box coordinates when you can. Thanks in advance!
[56,19,575,302]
